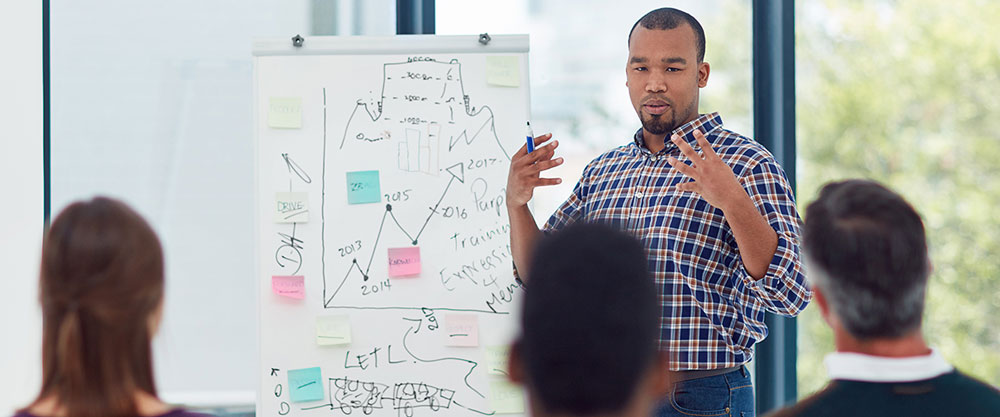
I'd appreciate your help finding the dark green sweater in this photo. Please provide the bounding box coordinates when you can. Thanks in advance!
[767,371,1000,417]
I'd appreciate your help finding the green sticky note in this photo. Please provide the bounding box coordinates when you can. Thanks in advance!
[484,345,510,376]
[489,379,525,414]
[316,315,351,346]
[346,171,381,204]
[269,97,302,129]
[486,56,520,87]
[288,367,324,403]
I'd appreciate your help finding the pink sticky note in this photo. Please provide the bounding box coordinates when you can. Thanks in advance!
[388,247,421,277]
[272,275,305,299]
[445,314,479,347]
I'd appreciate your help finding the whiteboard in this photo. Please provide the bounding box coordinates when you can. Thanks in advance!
[254,35,529,417]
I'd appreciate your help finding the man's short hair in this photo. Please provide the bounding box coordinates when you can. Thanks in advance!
[519,222,659,415]
[628,7,706,62]
[803,180,929,340]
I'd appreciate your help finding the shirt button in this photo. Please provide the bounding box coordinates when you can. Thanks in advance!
[635,191,644,199]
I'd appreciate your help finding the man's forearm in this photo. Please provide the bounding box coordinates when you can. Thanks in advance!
[722,194,778,280]
[508,203,541,280]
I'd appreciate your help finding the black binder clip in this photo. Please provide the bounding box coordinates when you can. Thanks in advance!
[478,33,491,45]
[291,34,305,48]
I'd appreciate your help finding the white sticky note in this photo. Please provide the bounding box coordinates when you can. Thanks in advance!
[445,314,479,347]
[486,56,520,87]
[275,192,308,223]
[316,315,352,346]
[269,97,302,129]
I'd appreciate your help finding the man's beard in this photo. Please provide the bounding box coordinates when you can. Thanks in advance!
[641,112,678,136]
[639,98,696,135]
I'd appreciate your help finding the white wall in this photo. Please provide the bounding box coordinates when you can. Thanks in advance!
[0,0,44,414]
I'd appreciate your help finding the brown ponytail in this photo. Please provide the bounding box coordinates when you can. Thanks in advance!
[29,197,164,417]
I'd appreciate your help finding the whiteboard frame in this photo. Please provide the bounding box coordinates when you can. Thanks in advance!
[252,34,529,56]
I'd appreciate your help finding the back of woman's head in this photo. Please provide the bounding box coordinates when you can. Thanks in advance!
[35,197,164,417]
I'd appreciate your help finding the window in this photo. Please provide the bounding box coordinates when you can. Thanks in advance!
[796,0,1000,396]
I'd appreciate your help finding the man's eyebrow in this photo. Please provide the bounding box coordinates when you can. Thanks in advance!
[629,56,648,64]
[662,57,687,65]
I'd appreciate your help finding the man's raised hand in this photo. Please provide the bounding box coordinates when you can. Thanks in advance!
[506,133,563,207]
[666,129,747,212]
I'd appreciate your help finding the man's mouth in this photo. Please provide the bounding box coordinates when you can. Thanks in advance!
[643,100,670,115]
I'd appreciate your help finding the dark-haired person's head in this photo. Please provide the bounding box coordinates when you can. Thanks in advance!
[803,180,930,341]
[626,8,710,140]
[509,223,666,417]
[27,197,167,417]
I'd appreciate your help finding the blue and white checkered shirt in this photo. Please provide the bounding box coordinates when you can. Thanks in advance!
[543,112,812,370]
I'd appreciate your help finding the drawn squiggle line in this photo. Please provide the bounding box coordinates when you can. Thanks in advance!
[453,400,496,416]
[401,325,485,398]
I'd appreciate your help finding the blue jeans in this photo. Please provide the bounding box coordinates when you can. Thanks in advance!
[654,366,755,417]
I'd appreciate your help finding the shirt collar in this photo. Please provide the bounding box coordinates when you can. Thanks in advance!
[632,112,724,154]
[824,348,953,383]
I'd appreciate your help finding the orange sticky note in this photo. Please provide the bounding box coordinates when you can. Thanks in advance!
[445,314,479,347]
[388,247,421,277]
[272,275,305,299]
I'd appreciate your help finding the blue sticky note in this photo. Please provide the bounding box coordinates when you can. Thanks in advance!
[346,171,381,204]
[288,367,324,403]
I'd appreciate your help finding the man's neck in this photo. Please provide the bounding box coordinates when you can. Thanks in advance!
[642,129,667,154]
[835,328,931,358]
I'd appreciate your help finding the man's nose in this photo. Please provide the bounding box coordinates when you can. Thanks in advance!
[646,71,667,93]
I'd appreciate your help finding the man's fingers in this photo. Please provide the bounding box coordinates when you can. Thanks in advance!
[512,133,553,159]
[667,157,698,178]
[533,133,553,147]
[533,157,564,173]
[676,181,699,193]
[693,130,720,161]
[672,134,704,163]
[533,177,562,187]
[524,140,560,165]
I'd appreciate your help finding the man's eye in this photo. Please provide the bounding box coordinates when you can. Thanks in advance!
[667,67,681,72]
[634,67,647,72]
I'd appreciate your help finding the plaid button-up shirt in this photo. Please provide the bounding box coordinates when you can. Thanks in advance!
[543,112,812,370]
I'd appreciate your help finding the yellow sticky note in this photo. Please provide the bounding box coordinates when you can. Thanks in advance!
[484,345,510,376]
[269,97,302,128]
[489,380,524,414]
[316,315,352,346]
[486,56,520,87]
[275,192,308,223]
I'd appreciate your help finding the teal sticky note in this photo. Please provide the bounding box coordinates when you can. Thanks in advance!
[346,171,381,204]
[288,367,324,403]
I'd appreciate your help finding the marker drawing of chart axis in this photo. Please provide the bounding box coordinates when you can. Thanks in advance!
[320,55,521,315]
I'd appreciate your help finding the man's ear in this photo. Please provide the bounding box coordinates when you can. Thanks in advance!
[508,339,526,384]
[697,62,710,88]
[814,287,831,323]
